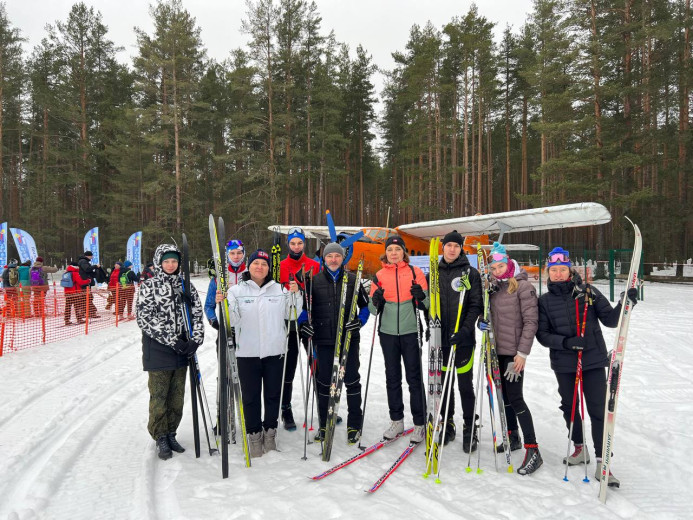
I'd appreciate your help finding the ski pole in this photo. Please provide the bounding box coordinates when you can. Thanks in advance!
[467,344,485,473]
[276,282,295,451]
[357,284,381,450]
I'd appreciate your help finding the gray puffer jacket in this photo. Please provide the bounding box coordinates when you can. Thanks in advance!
[488,260,538,357]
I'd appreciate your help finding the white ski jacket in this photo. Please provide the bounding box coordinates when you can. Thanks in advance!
[227,278,302,358]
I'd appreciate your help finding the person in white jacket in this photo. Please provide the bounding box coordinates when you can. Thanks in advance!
[216,249,300,458]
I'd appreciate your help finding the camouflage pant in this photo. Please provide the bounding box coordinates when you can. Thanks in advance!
[147,367,187,440]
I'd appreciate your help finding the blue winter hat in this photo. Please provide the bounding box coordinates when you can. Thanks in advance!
[489,242,509,266]
[287,226,306,244]
[547,246,571,267]
[123,260,133,268]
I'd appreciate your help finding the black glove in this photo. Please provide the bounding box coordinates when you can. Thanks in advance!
[487,283,500,295]
[209,319,219,330]
[563,335,587,351]
[183,340,199,357]
[345,318,361,333]
[371,287,385,313]
[425,327,431,342]
[410,283,426,302]
[621,288,638,307]
[449,330,465,346]
[299,322,314,340]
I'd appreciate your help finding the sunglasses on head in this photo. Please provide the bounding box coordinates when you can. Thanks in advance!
[549,253,569,263]
[491,253,506,261]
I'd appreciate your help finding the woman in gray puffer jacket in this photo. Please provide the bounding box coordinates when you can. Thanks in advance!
[481,242,541,475]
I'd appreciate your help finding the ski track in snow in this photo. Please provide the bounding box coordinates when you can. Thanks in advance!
[0,280,691,519]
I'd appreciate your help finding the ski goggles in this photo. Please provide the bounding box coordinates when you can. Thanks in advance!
[287,226,306,243]
[549,252,570,263]
[227,240,244,251]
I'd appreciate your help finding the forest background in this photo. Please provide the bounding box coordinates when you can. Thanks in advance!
[0,0,691,264]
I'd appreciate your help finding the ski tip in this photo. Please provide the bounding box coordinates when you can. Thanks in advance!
[422,473,430,479]
[434,478,442,484]
[507,466,513,473]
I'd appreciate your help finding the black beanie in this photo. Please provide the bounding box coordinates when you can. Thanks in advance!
[442,229,464,246]
[385,235,407,252]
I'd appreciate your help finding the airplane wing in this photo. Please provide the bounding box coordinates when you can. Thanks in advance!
[269,225,364,241]
[396,203,611,240]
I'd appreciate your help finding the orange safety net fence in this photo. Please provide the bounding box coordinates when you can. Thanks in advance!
[0,283,139,356]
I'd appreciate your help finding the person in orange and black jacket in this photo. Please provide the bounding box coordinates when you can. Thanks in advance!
[278,227,320,431]
[106,261,122,312]
[368,235,429,444]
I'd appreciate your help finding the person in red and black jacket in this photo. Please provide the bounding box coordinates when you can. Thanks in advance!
[64,261,92,325]
[106,261,122,311]
[278,227,320,430]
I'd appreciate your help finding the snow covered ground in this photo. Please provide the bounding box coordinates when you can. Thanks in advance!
[1,279,691,519]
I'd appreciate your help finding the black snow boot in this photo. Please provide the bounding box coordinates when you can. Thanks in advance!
[282,405,297,431]
[314,427,326,442]
[167,432,185,453]
[347,428,361,445]
[517,444,543,475]
[496,430,522,453]
[442,418,456,445]
[156,435,172,460]
[462,420,479,454]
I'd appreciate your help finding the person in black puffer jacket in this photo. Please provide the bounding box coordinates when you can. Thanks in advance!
[536,246,638,487]
[429,230,483,451]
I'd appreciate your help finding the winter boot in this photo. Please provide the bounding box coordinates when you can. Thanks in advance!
[383,419,404,440]
[411,424,426,444]
[282,405,297,431]
[497,430,522,453]
[263,428,277,453]
[595,459,620,487]
[462,422,479,454]
[442,418,456,445]
[563,443,590,465]
[517,444,543,475]
[167,432,185,453]
[347,428,361,445]
[156,435,172,460]
[248,431,263,458]
[314,427,326,442]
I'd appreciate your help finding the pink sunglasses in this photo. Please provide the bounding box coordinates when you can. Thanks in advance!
[491,252,507,261]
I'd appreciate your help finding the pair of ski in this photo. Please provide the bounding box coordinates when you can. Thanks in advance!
[321,255,364,461]
[209,215,251,475]
[423,237,472,482]
[311,427,417,493]
[472,242,513,473]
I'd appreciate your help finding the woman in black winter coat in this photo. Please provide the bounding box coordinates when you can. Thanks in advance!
[536,247,637,487]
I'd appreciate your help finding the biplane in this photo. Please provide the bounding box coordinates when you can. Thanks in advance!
[269,203,612,276]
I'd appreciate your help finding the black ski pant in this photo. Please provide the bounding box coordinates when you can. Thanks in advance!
[281,322,304,410]
[497,354,537,445]
[555,367,607,457]
[238,355,283,434]
[380,332,426,426]
[440,344,476,426]
[147,366,187,440]
[316,341,362,430]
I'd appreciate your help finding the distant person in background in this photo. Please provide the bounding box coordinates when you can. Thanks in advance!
[117,260,139,319]
[142,262,155,280]
[17,260,32,318]
[64,261,91,325]
[106,261,123,312]
[2,259,20,313]
[30,257,59,317]
[78,251,101,318]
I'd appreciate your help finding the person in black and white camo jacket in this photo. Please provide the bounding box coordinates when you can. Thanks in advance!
[136,243,204,460]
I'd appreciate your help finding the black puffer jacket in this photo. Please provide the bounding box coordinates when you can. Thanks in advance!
[78,255,97,286]
[310,268,369,347]
[430,255,483,348]
[536,276,621,373]
[136,243,204,371]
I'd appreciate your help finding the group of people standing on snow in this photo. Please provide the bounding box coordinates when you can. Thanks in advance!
[136,229,637,487]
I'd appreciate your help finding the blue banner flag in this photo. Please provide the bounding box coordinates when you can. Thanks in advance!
[0,222,8,268]
[83,227,100,265]
[126,231,143,274]
[10,228,39,264]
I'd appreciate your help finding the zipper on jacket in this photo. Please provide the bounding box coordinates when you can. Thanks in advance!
[395,265,400,335]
